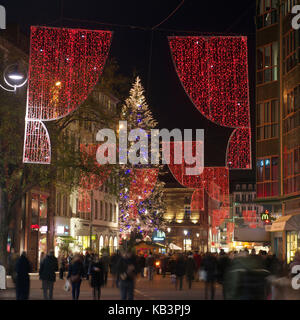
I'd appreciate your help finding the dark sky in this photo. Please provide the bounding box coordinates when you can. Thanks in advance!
[2,0,256,182]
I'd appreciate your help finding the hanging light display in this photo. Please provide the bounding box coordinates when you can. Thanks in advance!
[168,36,251,169]
[190,188,204,211]
[23,26,112,164]
[226,222,235,243]
[77,188,91,213]
[242,210,257,229]
[80,143,111,190]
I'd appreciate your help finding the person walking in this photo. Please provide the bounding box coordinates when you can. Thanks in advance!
[110,251,121,288]
[117,249,137,300]
[101,251,110,286]
[146,251,155,280]
[175,254,186,290]
[186,252,196,289]
[217,249,231,299]
[15,251,31,300]
[84,251,91,280]
[137,255,146,278]
[39,250,58,300]
[67,254,84,300]
[90,255,104,300]
[202,252,218,300]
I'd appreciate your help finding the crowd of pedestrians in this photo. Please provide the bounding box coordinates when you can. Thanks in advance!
[4,247,300,300]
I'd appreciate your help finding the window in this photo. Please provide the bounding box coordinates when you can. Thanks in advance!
[283,29,298,74]
[242,194,246,202]
[56,193,61,216]
[257,0,278,29]
[100,201,103,220]
[105,202,108,221]
[114,205,117,222]
[63,195,68,217]
[235,194,240,202]
[94,200,98,220]
[284,146,300,195]
[257,156,279,197]
[236,207,241,216]
[257,99,279,140]
[109,203,113,222]
[257,42,278,84]
[184,205,191,220]
[284,84,300,134]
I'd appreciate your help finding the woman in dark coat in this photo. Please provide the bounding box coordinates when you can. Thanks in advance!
[175,254,186,290]
[67,254,84,300]
[186,253,196,289]
[15,252,31,300]
[90,255,104,300]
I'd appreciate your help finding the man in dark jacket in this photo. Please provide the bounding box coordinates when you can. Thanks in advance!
[117,250,137,300]
[15,251,31,300]
[39,250,58,300]
[175,254,186,290]
[217,250,231,299]
[202,252,218,300]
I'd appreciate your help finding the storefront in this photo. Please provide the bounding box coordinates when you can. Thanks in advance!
[268,214,300,263]
[70,218,90,254]
[25,191,49,271]
[53,217,70,257]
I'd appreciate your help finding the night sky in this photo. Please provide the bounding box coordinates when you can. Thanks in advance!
[2,0,257,183]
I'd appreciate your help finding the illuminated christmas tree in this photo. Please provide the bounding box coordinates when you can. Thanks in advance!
[118,77,166,242]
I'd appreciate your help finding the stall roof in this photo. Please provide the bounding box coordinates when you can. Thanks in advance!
[268,214,300,232]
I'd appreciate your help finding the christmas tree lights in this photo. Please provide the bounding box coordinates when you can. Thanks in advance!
[23,26,112,164]
[242,210,257,229]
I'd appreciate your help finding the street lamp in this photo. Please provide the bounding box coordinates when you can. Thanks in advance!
[0,63,28,93]
[183,229,188,253]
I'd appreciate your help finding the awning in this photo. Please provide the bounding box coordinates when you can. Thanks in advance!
[268,214,300,232]
[169,243,182,250]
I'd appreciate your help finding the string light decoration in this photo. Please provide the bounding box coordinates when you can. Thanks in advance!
[23,26,112,164]
[226,222,235,243]
[80,143,111,190]
[128,168,159,217]
[168,36,251,169]
[190,188,204,211]
[242,210,257,229]
[164,141,229,203]
[77,188,91,213]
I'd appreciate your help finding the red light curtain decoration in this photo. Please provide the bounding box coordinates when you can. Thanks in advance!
[168,36,251,169]
[211,208,229,236]
[226,222,235,243]
[242,210,257,229]
[77,188,91,213]
[190,188,204,211]
[80,144,111,190]
[128,168,159,217]
[23,26,112,164]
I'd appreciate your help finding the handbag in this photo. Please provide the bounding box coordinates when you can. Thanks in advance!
[199,270,207,281]
[64,279,71,292]
[70,274,81,283]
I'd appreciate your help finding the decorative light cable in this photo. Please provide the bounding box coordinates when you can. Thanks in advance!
[168,36,251,169]
[23,26,112,164]
[242,210,257,229]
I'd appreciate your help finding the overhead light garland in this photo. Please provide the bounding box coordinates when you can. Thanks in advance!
[23,26,112,164]
[168,36,251,169]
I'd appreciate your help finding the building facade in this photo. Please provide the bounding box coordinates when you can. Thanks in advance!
[256,0,300,263]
